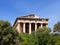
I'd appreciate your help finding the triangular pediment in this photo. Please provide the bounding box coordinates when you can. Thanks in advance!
[21,14,40,18]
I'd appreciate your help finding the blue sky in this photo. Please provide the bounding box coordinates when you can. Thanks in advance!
[0,0,60,30]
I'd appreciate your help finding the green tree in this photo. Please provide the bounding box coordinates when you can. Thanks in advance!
[18,27,55,45]
[53,22,60,32]
[0,20,19,45]
[36,27,51,33]
[32,27,55,45]
[53,34,60,45]
[18,33,35,45]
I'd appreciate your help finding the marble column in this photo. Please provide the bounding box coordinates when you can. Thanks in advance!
[23,23,25,33]
[46,24,48,27]
[41,23,43,27]
[29,23,31,34]
[35,23,37,31]
[18,23,20,33]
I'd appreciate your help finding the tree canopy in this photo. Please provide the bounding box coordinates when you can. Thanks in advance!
[53,22,60,32]
[18,27,55,45]
[32,27,55,45]
[0,20,56,45]
[18,33,35,45]
[0,20,19,45]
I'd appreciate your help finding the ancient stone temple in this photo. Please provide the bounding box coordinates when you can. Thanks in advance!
[13,14,49,34]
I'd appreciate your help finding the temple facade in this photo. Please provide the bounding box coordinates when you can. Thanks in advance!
[13,14,49,34]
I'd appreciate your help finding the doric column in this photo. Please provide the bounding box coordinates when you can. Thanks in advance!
[35,23,37,31]
[46,24,48,27]
[29,23,31,34]
[41,23,43,27]
[17,23,20,33]
[23,23,25,33]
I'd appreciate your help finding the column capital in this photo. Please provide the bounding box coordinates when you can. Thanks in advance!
[17,22,20,24]
[29,22,31,24]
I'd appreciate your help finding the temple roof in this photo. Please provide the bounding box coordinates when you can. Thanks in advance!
[17,14,40,19]
[13,14,49,26]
